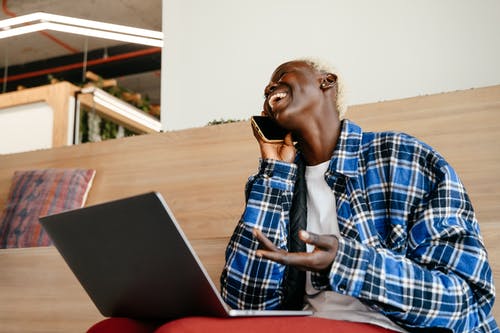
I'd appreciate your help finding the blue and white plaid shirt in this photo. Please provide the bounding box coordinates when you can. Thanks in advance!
[221,120,498,332]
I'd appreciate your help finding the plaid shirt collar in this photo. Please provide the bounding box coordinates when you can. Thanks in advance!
[328,119,363,179]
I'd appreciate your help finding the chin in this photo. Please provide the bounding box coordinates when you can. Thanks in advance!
[274,108,299,126]
[272,112,287,125]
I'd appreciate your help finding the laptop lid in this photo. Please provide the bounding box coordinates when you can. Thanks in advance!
[39,192,311,320]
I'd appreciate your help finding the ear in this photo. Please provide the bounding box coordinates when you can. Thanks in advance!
[320,73,337,90]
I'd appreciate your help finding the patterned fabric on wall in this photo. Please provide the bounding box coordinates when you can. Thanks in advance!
[0,169,96,248]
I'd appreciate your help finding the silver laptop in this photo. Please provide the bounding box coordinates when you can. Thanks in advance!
[39,191,312,320]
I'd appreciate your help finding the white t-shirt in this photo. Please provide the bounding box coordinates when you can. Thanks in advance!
[303,161,407,333]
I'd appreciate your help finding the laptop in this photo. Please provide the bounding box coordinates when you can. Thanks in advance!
[39,191,312,320]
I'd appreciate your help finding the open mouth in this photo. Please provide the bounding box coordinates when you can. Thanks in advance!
[268,92,288,109]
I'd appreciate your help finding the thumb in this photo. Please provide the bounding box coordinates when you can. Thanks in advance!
[299,230,337,250]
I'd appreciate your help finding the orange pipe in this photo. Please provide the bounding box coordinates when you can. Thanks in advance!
[0,47,161,84]
[1,0,15,16]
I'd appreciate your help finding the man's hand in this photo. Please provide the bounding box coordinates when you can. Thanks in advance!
[251,122,296,163]
[253,228,338,272]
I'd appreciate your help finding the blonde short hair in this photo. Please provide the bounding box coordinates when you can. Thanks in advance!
[298,57,348,119]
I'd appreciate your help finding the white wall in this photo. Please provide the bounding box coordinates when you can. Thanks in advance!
[0,102,54,154]
[162,0,500,130]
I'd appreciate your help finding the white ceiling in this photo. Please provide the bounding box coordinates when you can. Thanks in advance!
[0,0,162,103]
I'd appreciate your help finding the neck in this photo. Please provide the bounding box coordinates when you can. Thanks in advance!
[297,119,342,166]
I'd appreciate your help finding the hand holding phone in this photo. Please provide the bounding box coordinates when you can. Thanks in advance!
[251,116,296,163]
[251,116,289,143]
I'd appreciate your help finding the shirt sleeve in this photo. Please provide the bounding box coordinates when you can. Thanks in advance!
[327,162,497,332]
[220,159,297,310]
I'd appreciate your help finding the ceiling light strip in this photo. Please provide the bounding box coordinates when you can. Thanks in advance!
[0,12,41,29]
[0,12,163,47]
[0,22,49,39]
[45,22,163,47]
[40,12,163,39]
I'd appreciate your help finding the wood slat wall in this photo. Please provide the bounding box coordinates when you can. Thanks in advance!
[0,85,499,332]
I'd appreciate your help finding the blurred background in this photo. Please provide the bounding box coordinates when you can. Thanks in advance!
[0,0,161,103]
[1,0,499,153]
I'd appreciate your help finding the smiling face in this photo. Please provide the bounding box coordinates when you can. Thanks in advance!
[263,61,328,131]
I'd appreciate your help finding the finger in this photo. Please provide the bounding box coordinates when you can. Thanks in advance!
[251,121,266,145]
[250,119,259,137]
[256,249,308,269]
[255,249,288,264]
[299,230,337,250]
[257,250,327,271]
[253,227,279,252]
[284,131,294,146]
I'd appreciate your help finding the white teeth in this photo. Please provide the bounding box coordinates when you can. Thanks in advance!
[268,92,287,107]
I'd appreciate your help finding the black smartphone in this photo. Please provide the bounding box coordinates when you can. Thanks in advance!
[251,116,289,143]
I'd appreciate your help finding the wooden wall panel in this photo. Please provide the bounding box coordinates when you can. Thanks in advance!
[0,85,499,332]
[0,121,257,241]
[0,247,103,333]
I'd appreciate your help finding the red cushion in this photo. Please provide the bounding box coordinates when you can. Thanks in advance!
[87,318,159,333]
[88,316,398,333]
[155,317,398,333]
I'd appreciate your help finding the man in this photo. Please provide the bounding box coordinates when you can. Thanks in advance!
[220,59,498,332]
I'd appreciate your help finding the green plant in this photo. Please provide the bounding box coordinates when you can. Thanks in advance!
[207,118,243,126]
[79,108,135,143]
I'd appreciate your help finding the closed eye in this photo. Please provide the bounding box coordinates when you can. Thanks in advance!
[263,70,291,99]
[264,84,274,98]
